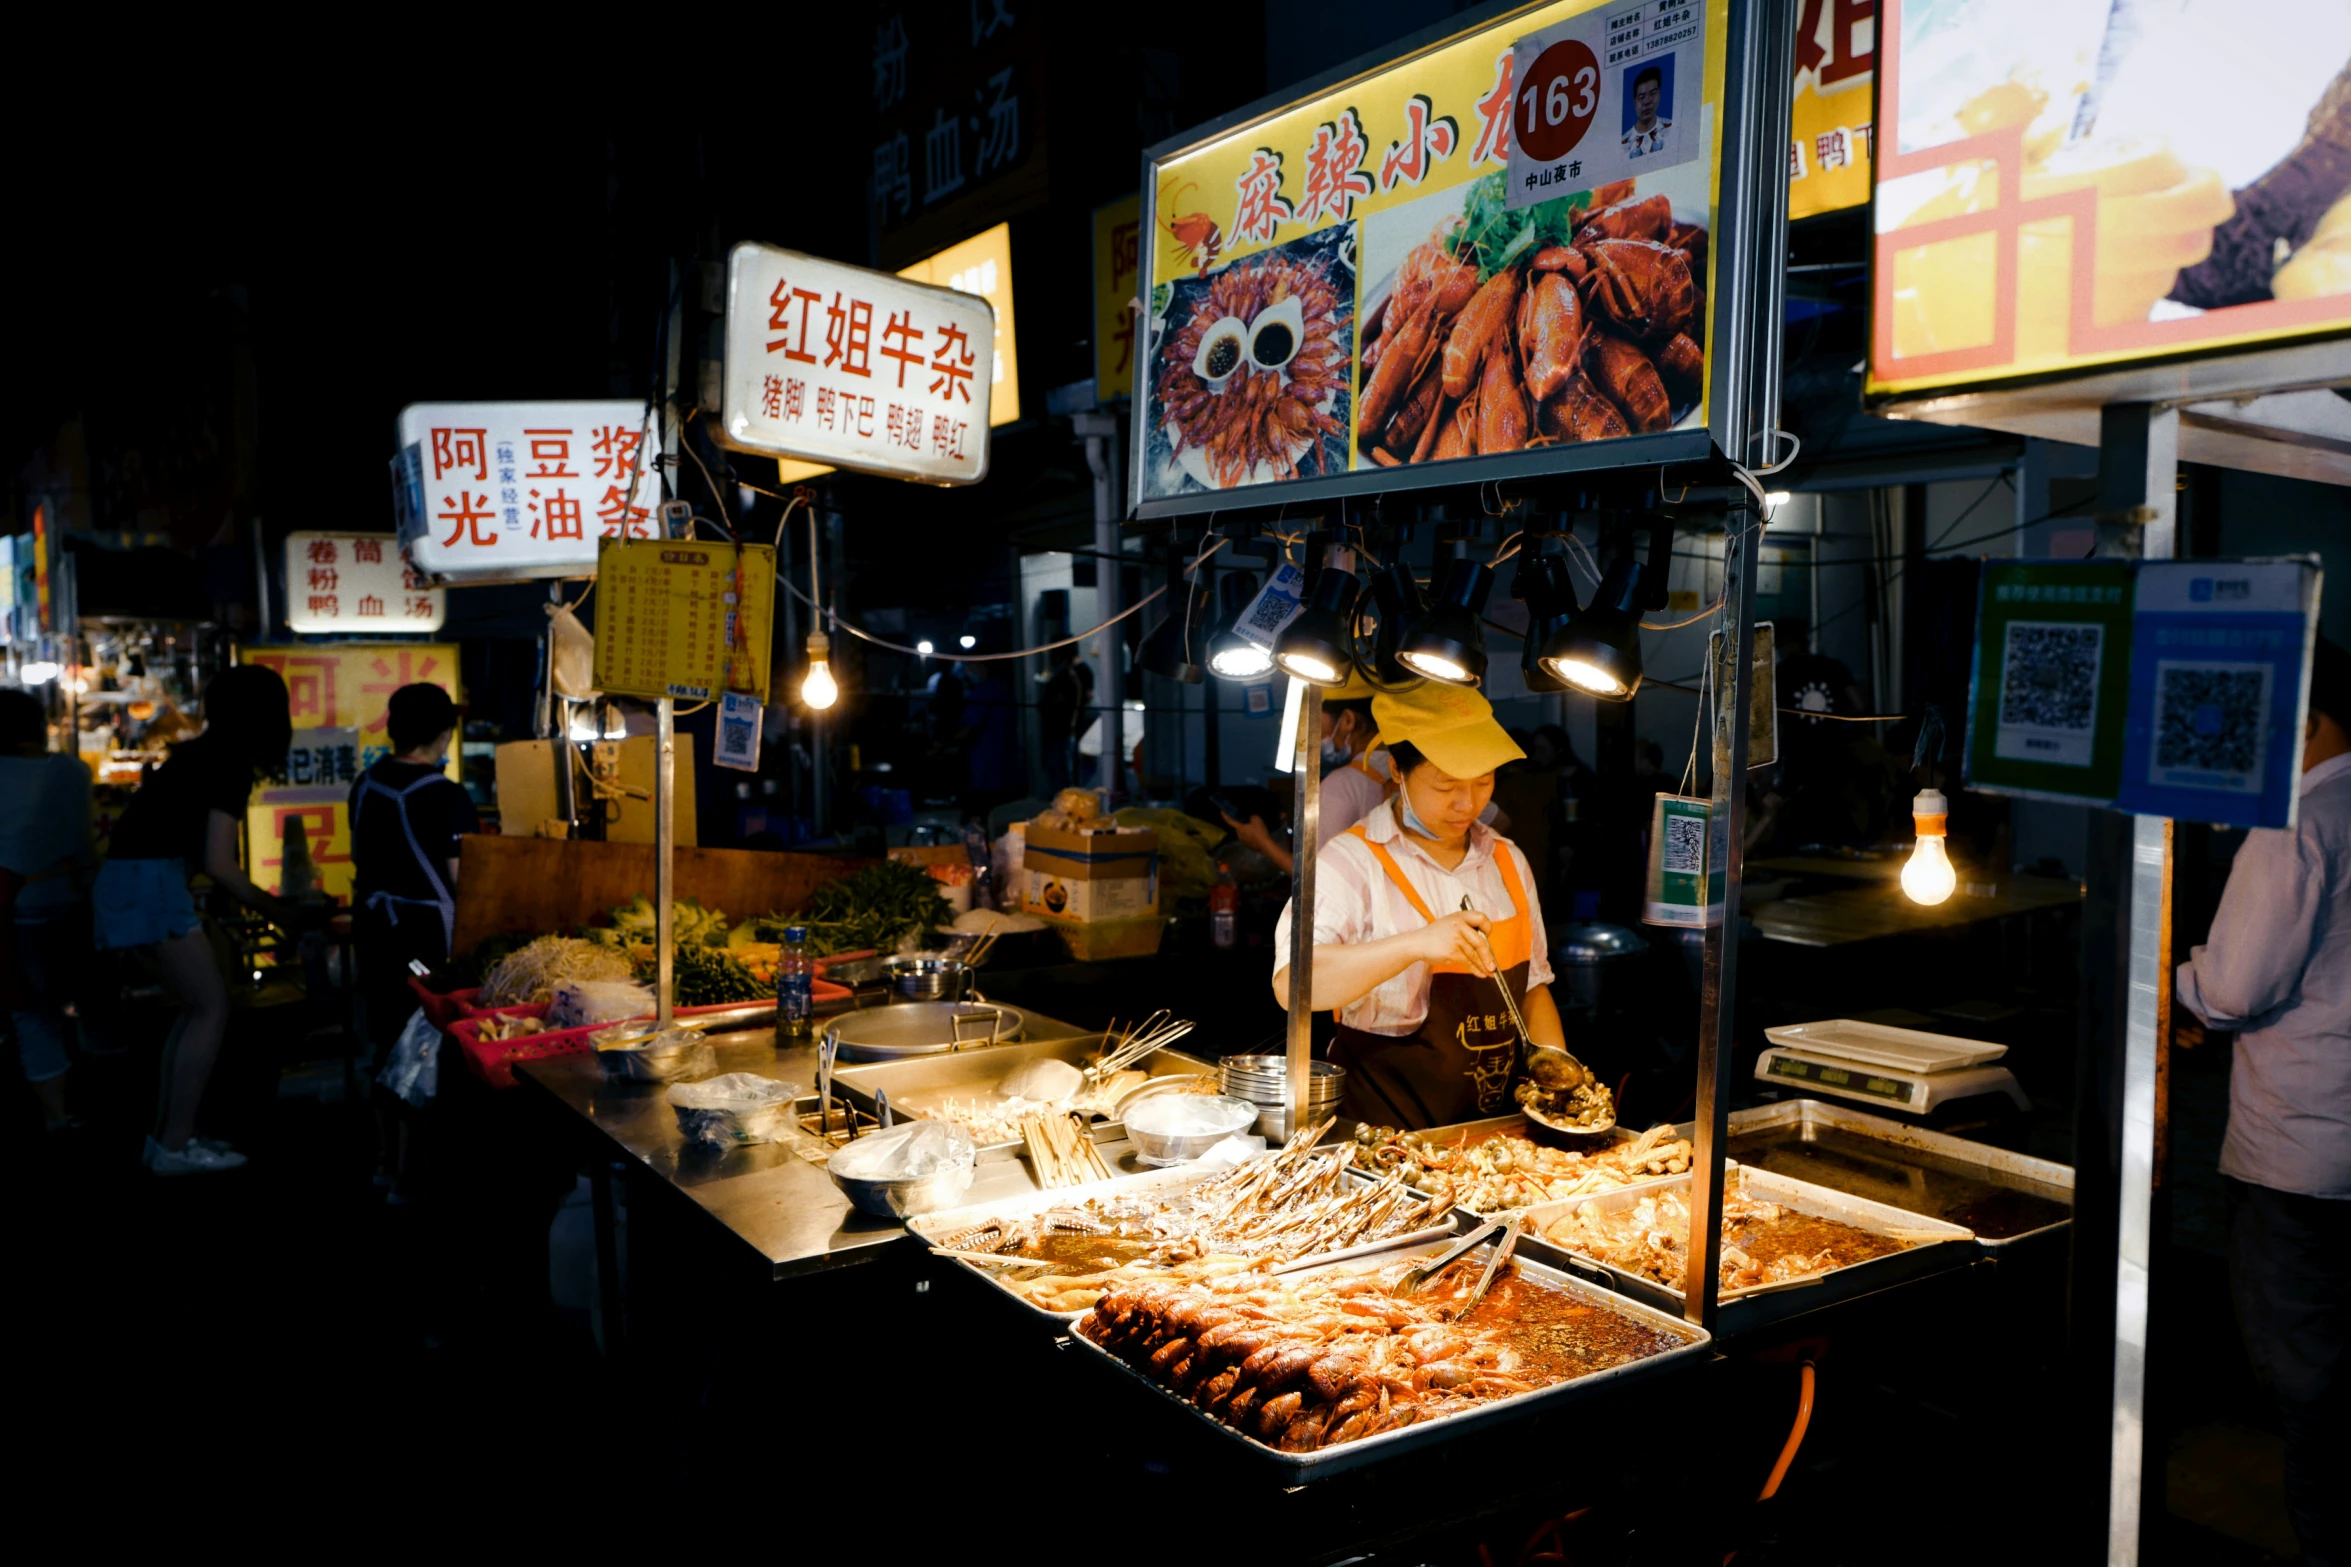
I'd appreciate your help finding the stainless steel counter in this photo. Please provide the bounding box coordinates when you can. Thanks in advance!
[513,1008,1108,1281]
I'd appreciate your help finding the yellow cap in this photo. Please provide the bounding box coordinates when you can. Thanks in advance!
[1371,683,1524,779]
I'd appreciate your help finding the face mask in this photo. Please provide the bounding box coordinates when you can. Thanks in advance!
[1397,787,1439,840]
[1321,737,1350,768]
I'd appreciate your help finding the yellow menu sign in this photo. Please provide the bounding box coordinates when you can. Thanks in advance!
[899,222,1021,427]
[1093,193,1142,400]
[591,539,777,703]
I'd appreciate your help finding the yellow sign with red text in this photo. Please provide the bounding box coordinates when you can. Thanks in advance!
[899,223,1021,427]
[1787,0,1874,221]
[1094,194,1143,401]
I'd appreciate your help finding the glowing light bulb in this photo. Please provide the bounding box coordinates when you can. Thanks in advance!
[1398,649,1470,683]
[959,634,977,650]
[1900,789,1956,906]
[916,639,934,656]
[1546,656,1626,696]
[801,630,838,710]
[19,660,61,684]
[1209,643,1274,679]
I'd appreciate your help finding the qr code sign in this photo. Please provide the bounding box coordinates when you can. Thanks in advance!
[1245,588,1297,636]
[1994,621,2103,767]
[1662,810,1707,874]
[2151,661,2270,792]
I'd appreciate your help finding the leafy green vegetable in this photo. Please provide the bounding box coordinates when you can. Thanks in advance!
[1453,170,1594,282]
[589,895,729,949]
[743,859,950,958]
[651,943,770,1007]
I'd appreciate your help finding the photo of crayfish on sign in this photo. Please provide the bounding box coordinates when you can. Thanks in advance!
[1355,166,1709,466]
[1144,225,1356,495]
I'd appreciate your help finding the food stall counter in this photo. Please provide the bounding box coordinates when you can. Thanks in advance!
[515,1009,1096,1283]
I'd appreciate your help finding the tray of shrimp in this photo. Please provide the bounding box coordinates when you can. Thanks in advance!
[1067,1228,1710,1479]
[1347,1117,1697,1217]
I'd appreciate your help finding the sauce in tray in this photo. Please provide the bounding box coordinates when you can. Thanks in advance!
[1470,1269,1687,1380]
[1727,1126,2071,1239]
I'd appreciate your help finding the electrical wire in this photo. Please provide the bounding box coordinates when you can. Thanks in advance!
[1752,429,1802,477]
[1641,596,1724,631]
[772,570,1164,662]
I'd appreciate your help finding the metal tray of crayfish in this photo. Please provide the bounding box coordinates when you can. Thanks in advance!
[1065,1230,1711,1480]
[1345,1116,1694,1219]
[1515,1166,1976,1335]
[831,1033,1218,1165]
[908,1158,1457,1326]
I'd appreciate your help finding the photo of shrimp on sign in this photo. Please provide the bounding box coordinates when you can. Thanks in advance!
[1140,0,1730,501]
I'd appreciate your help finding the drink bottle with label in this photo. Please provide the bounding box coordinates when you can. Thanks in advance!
[777,924,814,1038]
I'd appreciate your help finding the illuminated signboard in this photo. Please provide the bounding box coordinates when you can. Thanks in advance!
[899,221,1021,427]
[1870,0,2351,398]
[284,533,445,633]
[1136,0,1734,513]
[1093,193,1143,401]
[393,402,659,581]
[1788,0,1875,221]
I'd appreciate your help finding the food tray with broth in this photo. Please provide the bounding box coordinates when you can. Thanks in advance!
[1068,1229,1709,1480]
[829,1032,1217,1164]
[1348,1116,1696,1217]
[1718,1100,2073,1247]
[1518,1167,1975,1333]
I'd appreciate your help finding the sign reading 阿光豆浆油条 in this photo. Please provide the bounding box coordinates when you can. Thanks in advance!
[1094,194,1143,403]
[1965,561,2138,805]
[284,533,444,634]
[2118,559,2322,830]
[392,402,660,582]
[1137,0,1731,511]
[719,242,995,485]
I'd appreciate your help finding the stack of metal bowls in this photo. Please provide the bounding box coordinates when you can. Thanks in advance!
[1217,1054,1346,1139]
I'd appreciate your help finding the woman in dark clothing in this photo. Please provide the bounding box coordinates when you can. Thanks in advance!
[93,665,303,1175]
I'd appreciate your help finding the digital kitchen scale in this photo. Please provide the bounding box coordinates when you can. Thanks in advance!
[1754,1019,2029,1119]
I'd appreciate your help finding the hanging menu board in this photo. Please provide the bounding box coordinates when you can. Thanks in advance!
[590,540,778,704]
[1135,0,1733,514]
[2117,559,2322,830]
[1964,561,2136,804]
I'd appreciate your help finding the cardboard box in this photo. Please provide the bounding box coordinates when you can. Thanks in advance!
[1021,823,1159,922]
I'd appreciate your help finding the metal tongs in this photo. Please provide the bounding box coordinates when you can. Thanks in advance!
[1391,1216,1523,1319]
[817,1035,859,1142]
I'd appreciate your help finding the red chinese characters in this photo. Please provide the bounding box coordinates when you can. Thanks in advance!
[598,487,652,539]
[531,488,585,541]
[429,429,488,482]
[438,491,498,548]
[361,652,444,736]
[1232,149,1294,245]
[824,294,875,377]
[307,539,341,566]
[308,567,339,592]
[1298,109,1375,225]
[308,595,340,619]
[522,430,578,479]
[768,280,822,362]
[1380,94,1459,191]
[357,595,385,618]
[1797,0,1875,88]
[353,539,383,565]
[880,311,925,389]
[590,424,644,480]
[929,323,976,404]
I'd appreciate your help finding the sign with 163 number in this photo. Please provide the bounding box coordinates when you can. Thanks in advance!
[1506,1,1707,210]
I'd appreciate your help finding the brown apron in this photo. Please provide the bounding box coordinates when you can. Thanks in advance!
[1330,823,1534,1131]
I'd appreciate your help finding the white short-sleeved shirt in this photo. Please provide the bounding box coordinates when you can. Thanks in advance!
[1274,797,1553,1037]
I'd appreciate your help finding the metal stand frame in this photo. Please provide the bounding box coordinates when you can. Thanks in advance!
[1285,682,1323,1139]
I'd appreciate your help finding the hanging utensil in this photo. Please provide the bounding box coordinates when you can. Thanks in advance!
[817,1034,838,1141]
[1452,1219,1522,1319]
[1459,893,1605,1106]
[876,1088,894,1130]
[1392,1217,1507,1299]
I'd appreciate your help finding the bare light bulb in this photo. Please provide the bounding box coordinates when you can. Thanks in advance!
[916,639,935,656]
[1900,788,1956,906]
[1397,648,1471,684]
[1545,656,1626,696]
[801,631,838,711]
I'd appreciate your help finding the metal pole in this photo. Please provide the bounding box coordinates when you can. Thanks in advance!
[2088,401,2178,1565]
[546,580,575,832]
[655,695,675,1027]
[1285,681,1323,1139]
[1683,500,1761,1330]
[1076,411,1124,806]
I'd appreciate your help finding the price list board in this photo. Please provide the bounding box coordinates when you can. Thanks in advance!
[591,539,777,704]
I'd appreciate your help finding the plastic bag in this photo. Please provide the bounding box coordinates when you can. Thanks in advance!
[828,1120,976,1181]
[545,603,600,701]
[547,980,655,1030]
[377,1007,441,1107]
[668,1072,801,1147]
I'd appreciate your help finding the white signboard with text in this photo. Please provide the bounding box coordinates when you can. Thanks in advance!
[720,242,994,485]
[284,533,445,633]
[1505,1,1708,209]
[393,400,660,580]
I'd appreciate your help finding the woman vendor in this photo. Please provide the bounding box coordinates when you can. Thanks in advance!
[1270,683,1566,1129]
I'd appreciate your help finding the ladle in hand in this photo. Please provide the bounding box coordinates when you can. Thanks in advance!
[1457,894,1612,1134]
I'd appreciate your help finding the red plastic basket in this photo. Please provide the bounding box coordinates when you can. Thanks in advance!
[449,987,846,1090]
[408,977,479,1032]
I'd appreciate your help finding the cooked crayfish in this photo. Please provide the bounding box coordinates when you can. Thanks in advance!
[1157,250,1346,488]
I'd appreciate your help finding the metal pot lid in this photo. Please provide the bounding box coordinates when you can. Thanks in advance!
[825,1001,1026,1059]
[1552,922,1649,964]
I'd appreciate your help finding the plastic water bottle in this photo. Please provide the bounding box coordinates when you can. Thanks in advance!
[1209,874,1238,951]
[778,924,814,1039]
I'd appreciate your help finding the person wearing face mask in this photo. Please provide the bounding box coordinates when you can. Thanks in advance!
[1270,683,1567,1129]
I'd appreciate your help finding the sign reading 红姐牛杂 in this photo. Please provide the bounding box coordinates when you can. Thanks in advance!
[284,533,444,634]
[1506,0,1709,210]
[2118,559,2322,830]
[719,242,995,486]
[392,402,660,582]
[1964,561,2138,805]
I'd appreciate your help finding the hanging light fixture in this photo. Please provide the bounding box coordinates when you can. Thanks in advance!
[1395,546,1492,686]
[1273,552,1360,686]
[1900,789,1957,905]
[1514,537,1581,695]
[1205,571,1274,680]
[1538,557,1643,698]
[801,630,838,710]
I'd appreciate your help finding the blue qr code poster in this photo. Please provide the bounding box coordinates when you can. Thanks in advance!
[2117,559,2321,829]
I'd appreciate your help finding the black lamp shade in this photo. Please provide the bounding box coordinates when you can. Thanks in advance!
[1273,565,1359,686]
[1395,556,1492,687]
[1368,558,1427,686]
[1538,558,1643,699]
[1515,546,1581,695]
